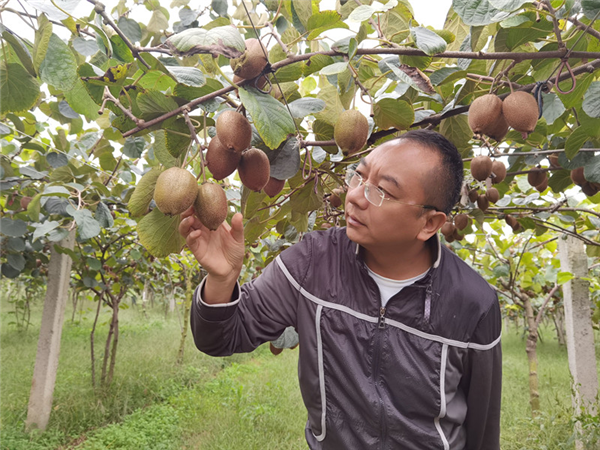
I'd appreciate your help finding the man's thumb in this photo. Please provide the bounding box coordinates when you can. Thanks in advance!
[230,212,244,243]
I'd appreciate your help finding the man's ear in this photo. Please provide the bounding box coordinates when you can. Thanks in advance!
[417,211,447,242]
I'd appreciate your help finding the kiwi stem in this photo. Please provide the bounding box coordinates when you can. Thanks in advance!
[215,63,239,89]
[182,110,207,182]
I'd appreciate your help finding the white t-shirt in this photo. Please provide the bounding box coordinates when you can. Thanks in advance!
[366,266,429,307]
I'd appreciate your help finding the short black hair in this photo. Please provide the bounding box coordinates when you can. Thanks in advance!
[393,129,463,215]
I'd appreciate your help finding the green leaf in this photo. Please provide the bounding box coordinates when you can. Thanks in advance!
[314,84,345,126]
[373,99,414,130]
[584,155,600,183]
[33,15,52,73]
[137,91,179,120]
[288,98,326,118]
[488,0,530,10]
[166,26,245,57]
[410,27,448,56]
[66,206,101,240]
[439,114,472,152]
[312,120,338,154]
[95,202,114,228]
[348,5,376,22]
[320,62,349,76]
[138,70,177,91]
[0,63,41,114]
[64,78,100,121]
[123,137,146,158]
[117,17,142,43]
[137,208,186,257]
[166,66,206,87]
[306,11,348,40]
[564,126,589,159]
[32,220,59,241]
[27,193,42,222]
[582,81,600,118]
[238,87,295,149]
[429,67,465,86]
[452,0,510,26]
[164,118,192,158]
[0,218,28,237]
[7,253,26,272]
[128,168,163,217]
[39,33,78,91]
[557,271,574,285]
[541,92,565,125]
[152,131,180,168]
[268,138,301,180]
[274,63,304,82]
[147,9,169,34]
[289,181,323,214]
[558,73,593,109]
[548,169,573,193]
[582,0,600,20]
[110,35,134,63]
[292,0,312,28]
[1,31,36,77]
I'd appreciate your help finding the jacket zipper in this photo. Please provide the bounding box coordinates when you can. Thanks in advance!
[373,306,388,449]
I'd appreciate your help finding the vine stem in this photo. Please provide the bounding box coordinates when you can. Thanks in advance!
[182,109,207,183]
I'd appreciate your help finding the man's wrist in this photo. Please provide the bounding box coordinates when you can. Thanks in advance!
[203,272,239,304]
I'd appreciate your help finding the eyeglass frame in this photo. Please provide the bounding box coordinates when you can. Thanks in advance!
[344,168,441,212]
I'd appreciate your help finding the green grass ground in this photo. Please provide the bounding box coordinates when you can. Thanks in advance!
[1,294,599,449]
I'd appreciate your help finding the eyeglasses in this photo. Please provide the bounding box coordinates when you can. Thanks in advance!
[344,169,440,211]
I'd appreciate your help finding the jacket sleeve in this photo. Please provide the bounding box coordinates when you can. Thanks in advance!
[190,237,312,357]
[463,296,502,450]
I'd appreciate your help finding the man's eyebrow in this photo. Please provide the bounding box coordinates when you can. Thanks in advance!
[357,158,368,168]
[381,174,400,189]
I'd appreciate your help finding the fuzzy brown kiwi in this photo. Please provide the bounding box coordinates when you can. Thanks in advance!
[153,167,198,216]
[486,187,500,203]
[548,153,561,168]
[238,148,270,192]
[570,167,586,186]
[334,110,369,156]
[216,110,253,152]
[477,194,490,212]
[263,177,285,197]
[491,161,507,184]
[233,73,268,91]
[535,177,548,193]
[468,188,479,203]
[441,222,455,236]
[581,181,599,197]
[454,213,469,231]
[206,136,241,180]
[486,114,510,142]
[468,94,504,137]
[452,228,464,241]
[329,188,344,208]
[470,155,493,181]
[230,38,268,80]
[505,214,519,231]
[527,168,546,187]
[194,183,228,231]
[502,91,539,139]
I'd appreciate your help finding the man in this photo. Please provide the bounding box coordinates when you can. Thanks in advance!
[179,129,502,449]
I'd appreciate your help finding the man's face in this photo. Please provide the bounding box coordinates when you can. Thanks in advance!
[344,139,441,250]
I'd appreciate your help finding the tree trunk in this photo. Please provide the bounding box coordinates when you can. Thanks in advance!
[142,280,149,319]
[553,309,566,346]
[26,230,75,432]
[523,295,540,416]
[176,269,194,365]
[106,297,121,386]
[90,293,103,388]
[100,302,115,387]
[71,290,79,323]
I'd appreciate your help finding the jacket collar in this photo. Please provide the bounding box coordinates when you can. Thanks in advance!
[354,232,442,269]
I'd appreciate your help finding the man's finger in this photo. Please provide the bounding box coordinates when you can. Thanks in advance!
[230,212,244,243]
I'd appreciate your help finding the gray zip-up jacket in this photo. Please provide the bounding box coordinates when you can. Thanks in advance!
[191,227,502,450]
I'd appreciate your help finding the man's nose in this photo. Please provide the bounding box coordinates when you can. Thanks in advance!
[345,183,369,209]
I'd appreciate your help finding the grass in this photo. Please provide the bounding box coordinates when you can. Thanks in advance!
[1,293,599,449]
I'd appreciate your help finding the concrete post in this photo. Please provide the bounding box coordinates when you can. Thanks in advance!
[25,230,76,432]
[558,235,599,447]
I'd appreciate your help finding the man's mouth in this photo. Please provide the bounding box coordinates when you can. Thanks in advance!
[346,213,365,227]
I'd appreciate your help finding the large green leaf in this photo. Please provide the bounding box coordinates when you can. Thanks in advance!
[137,208,186,257]
[306,11,348,40]
[238,87,296,149]
[152,131,180,168]
[166,26,245,57]
[128,168,163,217]
[66,206,101,240]
[137,90,179,120]
[166,66,206,87]
[117,16,142,43]
[348,5,376,22]
[2,31,36,77]
[488,0,530,11]
[439,114,472,153]
[288,98,326,118]
[0,63,40,114]
[410,27,448,56]
[584,155,600,183]
[268,138,301,180]
[452,0,510,26]
[541,92,566,125]
[0,218,28,237]
[292,0,312,28]
[564,126,589,160]
[289,181,323,215]
[164,118,191,158]
[64,79,100,121]
[39,33,78,91]
[33,15,52,73]
[373,99,414,130]
[582,81,600,118]
[582,0,600,20]
[314,84,345,126]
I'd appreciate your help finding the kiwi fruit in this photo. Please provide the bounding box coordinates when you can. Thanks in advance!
[581,182,599,197]
[233,73,268,91]
[20,196,32,210]
[206,136,241,180]
[264,177,285,197]
[216,110,253,152]
[470,155,493,181]
[441,222,455,236]
[491,161,506,184]
[468,94,504,137]
[230,38,269,81]
[334,110,369,156]
[468,188,479,203]
[570,167,586,186]
[527,168,546,187]
[502,91,539,139]
[535,177,548,192]
[486,114,510,142]
[329,188,343,208]
[477,194,489,212]
[548,153,561,168]
[486,187,500,204]
[153,167,198,216]
[454,213,469,231]
[194,183,228,231]
[505,214,520,231]
[452,228,464,241]
[238,148,270,192]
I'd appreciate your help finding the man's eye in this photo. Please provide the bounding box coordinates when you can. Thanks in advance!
[379,187,394,199]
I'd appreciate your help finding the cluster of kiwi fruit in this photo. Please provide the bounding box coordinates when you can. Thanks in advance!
[468,91,539,141]
[469,155,506,212]
[441,213,472,242]
[571,166,600,197]
[333,109,370,156]
[207,110,280,196]
[150,167,228,231]
[527,166,549,192]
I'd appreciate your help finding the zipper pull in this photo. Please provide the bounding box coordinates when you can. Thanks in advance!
[378,307,386,329]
